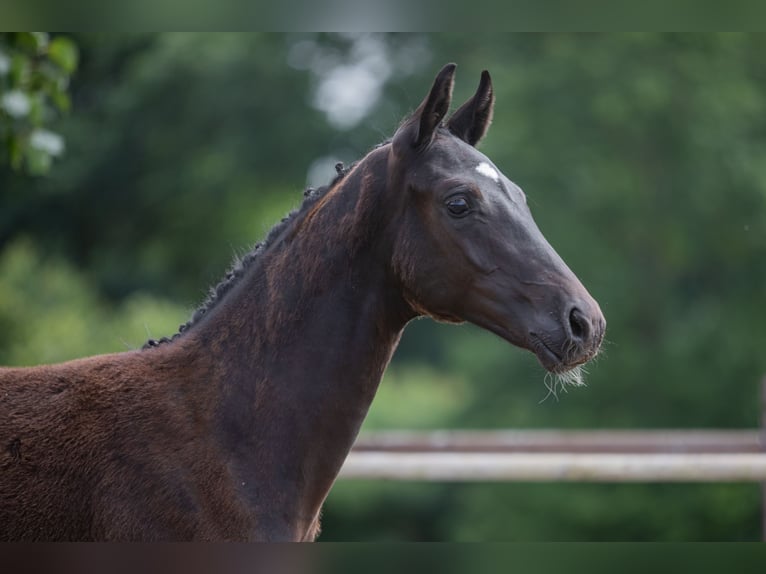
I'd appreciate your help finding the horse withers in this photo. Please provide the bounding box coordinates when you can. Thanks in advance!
[0,64,604,541]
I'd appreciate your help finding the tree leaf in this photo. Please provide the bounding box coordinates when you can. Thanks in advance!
[50,88,71,113]
[15,33,48,54]
[48,37,79,74]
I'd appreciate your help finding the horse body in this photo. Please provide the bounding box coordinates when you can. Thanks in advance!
[2,350,235,540]
[0,64,605,540]
[2,147,406,541]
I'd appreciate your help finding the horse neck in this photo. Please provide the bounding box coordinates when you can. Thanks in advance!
[172,146,412,538]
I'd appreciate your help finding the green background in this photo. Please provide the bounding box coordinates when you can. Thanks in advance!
[1,33,765,540]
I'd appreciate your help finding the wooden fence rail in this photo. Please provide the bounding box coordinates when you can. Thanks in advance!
[345,433,766,481]
[340,376,766,539]
[341,452,766,481]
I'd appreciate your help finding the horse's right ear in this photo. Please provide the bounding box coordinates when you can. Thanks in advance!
[408,63,457,150]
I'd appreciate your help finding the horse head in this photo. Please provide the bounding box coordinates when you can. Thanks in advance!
[389,64,605,376]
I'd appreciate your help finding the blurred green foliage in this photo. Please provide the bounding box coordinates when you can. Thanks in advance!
[0,33,765,540]
[0,32,78,175]
[0,239,185,365]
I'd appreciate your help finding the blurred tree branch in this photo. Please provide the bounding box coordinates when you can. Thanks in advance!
[0,32,78,176]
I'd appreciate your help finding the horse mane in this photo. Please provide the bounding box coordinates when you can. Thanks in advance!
[143,162,354,350]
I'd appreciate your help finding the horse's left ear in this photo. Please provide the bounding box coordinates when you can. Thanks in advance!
[447,70,494,146]
[411,63,457,149]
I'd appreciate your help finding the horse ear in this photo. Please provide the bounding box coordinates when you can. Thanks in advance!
[412,63,457,149]
[447,70,494,146]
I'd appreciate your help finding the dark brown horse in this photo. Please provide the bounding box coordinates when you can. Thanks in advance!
[0,64,604,541]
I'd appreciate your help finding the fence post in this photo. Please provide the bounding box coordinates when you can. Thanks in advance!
[761,376,766,541]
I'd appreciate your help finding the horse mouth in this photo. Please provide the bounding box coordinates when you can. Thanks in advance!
[529,333,568,373]
[530,332,598,375]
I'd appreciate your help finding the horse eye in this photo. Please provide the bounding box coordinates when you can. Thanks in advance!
[446,196,471,217]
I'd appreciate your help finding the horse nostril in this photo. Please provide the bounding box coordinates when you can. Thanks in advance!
[568,307,590,342]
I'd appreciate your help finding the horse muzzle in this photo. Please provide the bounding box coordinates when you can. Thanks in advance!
[530,300,606,373]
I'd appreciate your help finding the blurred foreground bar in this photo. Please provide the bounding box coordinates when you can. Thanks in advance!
[346,378,766,540]
[339,452,766,481]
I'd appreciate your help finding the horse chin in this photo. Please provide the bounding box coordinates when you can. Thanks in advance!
[530,336,593,390]
[529,344,563,374]
[533,346,565,373]
[528,333,576,375]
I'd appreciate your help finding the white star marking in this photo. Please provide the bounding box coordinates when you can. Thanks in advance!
[475,162,499,182]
